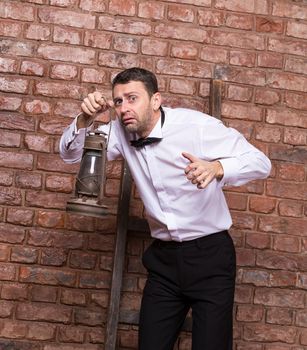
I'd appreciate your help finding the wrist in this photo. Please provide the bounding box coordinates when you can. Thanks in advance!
[215,161,224,180]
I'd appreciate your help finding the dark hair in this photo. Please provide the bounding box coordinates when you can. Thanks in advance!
[112,67,159,96]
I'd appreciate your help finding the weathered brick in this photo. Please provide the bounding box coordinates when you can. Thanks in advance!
[267,179,307,201]
[0,96,22,111]
[109,0,136,16]
[25,24,51,41]
[286,21,307,40]
[7,209,35,227]
[273,235,301,253]
[98,15,152,35]
[257,52,283,68]
[45,174,74,193]
[60,289,87,306]
[222,102,263,121]
[24,134,52,153]
[25,190,68,210]
[0,264,16,281]
[24,99,51,115]
[19,266,76,287]
[58,325,85,343]
[0,1,35,21]
[224,193,248,211]
[11,246,39,263]
[138,1,165,20]
[0,186,22,206]
[50,0,78,6]
[169,78,196,95]
[268,72,307,92]
[70,251,97,269]
[285,57,307,75]
[39,8,95,28]
[0,77,29,94]
[227,85,253,102]
[113,36,138,53]
[0,57,18,73]
[65,214,96,232]
[53,26,82,45]
[255,125,281,143]
[168,4,194,23]
[279,200,304,218]
[50,64,78,80]
[79,271,111,289]
[37,210,65,229]
[255,88,280,105]
[0,320,28,339]
[16,303,72,323]
[243,324,297,343]
[98,52,140,69]
[0,169,14,186]
[236,248,256,267]
[254,288,305,308]
[284,127,306,146]
[0,20,22,37]
[30,285,57,303]
[266,307,294,325]
[198,9,224,27]
[215,65,266,86]
[34,81,86,99]
[266,109,306,128]
[41,248,68,266]
[256,16,283,33]
[171,43,198,60]
[156,59,211,78]
[79,0,106,12]
[226,14,253,30]
[230,50,256,67]
[84,30,112,49]
[200,46,227,63]
[212,31,265,50]
[285,91,307,110]
[268,37,307,57]
[27,323,56,341]
[1,283,28,301]
[0,130,21,147]
[249,196,276,213]
[236,304,264,322]
[81,67,106,84]
[246,232,271,249]
[38,44,95,64]
[54,101,81,117]
[0,39,36,57]
[155,23,209,43]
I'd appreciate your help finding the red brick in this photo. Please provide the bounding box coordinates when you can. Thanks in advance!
[171,43,198,60]
[25,24,51,41]
[39,8,95,28]
[0,223,25,244]
[224,193,248,210]
[79,271,111,289]
[259,215,307,236]
[70,250,96,269]
[285,91,307,110]
[0,169,14,186]
[256,16,283,33]
[79,0,106,12]
[45,175,74,193]
[0,57,18,73]
[50,64,78,80]
[58,325,85,343]
[0,2,35,21]
[257,52,283,68]
[169,78,196,95]
[0,96,21,111]
[138,1,165,20]
[16,303,72,323]
[236,248,256,266]
[24,99,51,115]
[255,88,280,105]
[0,245,10,261]
[0,39,36,57]
[230,50,256,67]
[269,270,296,288]
[249,196,276,213]
[37,210,65,228]
[0,77,29,94]
[20,266,76,287]
[0,264,16,281]
[28,228,84,249]
[226,14,253,30]
[25,190,68,210]
[98,52,139,69]
[279,200,304,218]
[267,72,307,93]
[83,30,112,49]
[0,186,22,206]
[268,37,307,57]
[198,9,224,27]
[273,235,301,253]
[0,320,27,339]
[155,23,209,43]
[243,324,297,343]
[222,102,263,121]
[272,1,307,20]
[30,285,57,302]
[236,304,264,322]
[44,344,100,350]
[11,246,39,263]
[212,31,265,50]
[15,172,42,190]
[234,285,253,304]
[284,127,306,146]
[266,307,293,325]
[285,57,307,75]
[38,44,95,64]
[246,232,271,249]
[254,288,304,308]
[65,214,96,232]
[0,130,21,147]
[266,109,306,128]
[286,21,307,40]
[227,85,253,102]
[156,59,211,78]
[24,134,52,153]
[27,323,56,341]
[119,330,138,348]
[41,247,67,266]
[242,269,270,286]
[7,209,35,227]
[215,65,266,86]
[60,289,86,305]
[50,0,78,6]
[53,26,82,45]
[34,81,85,99]
[113,36,138,53]
[200,46,227,63]
[277,163,305,182]
[0,20,22,37]
[54,101,81,117]
[1,283,28,301]
[168,5,194,23]
[295,310,307,327]
[98,15,151,35]
[90,291,109,307]
[74,307,105,326]
[255,125,281,143]
[109,0,136,16]
[267,179,307,201]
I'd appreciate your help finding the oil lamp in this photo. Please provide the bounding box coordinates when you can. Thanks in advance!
[66,129,109,218]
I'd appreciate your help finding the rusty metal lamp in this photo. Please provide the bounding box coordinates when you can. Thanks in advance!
[66,129,109,218]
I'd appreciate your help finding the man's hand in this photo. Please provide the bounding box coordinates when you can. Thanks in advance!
[77,92,114,130]
[182,152,224,189]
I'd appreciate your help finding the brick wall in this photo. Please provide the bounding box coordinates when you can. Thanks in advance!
[0,0,306,349]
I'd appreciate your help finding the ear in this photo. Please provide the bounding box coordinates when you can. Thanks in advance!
[151,92,162,111]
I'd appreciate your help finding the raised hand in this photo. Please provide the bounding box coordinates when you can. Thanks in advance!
[182,152,224,189]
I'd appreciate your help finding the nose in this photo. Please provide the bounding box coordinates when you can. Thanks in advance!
[118,99,130,114]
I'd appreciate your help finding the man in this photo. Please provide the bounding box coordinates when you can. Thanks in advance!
[60,67,271,350]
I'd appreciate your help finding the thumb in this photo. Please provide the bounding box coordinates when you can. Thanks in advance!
[182,152,198,163]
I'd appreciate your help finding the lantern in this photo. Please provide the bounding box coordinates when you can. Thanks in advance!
[66,129,109,218]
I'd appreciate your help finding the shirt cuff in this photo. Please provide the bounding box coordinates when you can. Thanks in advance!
[218,157,240,187]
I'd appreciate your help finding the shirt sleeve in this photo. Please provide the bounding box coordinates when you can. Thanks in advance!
[201,117,272,187]
[59,114,123,164]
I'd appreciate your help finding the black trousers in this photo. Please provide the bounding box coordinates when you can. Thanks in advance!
[139,231,236,350]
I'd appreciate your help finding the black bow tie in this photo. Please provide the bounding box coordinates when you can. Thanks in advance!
[130,107,165,149]
[130,137,162,148]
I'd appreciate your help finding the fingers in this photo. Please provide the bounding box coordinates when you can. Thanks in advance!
[81,92,112,116]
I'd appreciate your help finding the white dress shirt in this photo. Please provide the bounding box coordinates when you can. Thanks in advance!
[60,107,271,241]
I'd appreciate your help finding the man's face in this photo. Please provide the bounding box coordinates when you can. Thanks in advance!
[112,81,160,138]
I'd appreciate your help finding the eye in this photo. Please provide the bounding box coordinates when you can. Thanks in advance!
[114,98,122,107]
[128,95,137,103]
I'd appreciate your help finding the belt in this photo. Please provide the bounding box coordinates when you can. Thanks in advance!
[154,230,228,248]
